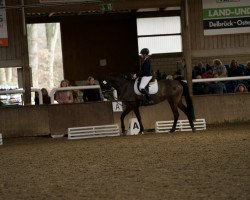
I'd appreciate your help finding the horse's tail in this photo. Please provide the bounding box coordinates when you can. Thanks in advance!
[179,80,195,121]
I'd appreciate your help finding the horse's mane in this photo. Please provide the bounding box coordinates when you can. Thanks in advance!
[105,73,135,83]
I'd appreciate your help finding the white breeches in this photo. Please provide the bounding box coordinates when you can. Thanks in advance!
[139,76,152,90]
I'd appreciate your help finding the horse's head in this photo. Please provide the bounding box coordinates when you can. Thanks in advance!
[98,74,132,100]
[98,75,113,92]
[98,74,126,90]
[98,75,120,100]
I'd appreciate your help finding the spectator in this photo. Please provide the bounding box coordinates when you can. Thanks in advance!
[234,83,248,93]
[192,62,206,79]
[244,61,250,76]
[193,75,208,95]
[176,58,187,79]
[166,75,173,80]
[208,73,227,94]
[83,76,102,102]
[55,79,74,104]
[213,59,227,77]
[35,88,51,105]
[201,64,214,79]
[173,69,185,80]
[227,59,244,77]
[244,61,250,91]
[226,59,244,93]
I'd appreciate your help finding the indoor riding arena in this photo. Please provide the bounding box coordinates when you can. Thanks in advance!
[1,122,249,199]
[0,0,250,199]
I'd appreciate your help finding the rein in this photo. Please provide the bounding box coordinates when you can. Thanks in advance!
[102,88,123,106]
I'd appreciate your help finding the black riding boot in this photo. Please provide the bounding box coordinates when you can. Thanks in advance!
[141,89,154,105]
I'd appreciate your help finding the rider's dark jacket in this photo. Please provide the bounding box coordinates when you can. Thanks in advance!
[138,57,152,77]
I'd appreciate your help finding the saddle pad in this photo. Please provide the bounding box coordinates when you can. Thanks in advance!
[134,78,158,95]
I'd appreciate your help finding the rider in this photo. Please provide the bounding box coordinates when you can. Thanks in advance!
[138,48,153,104]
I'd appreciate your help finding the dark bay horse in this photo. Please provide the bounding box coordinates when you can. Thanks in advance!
[99,75,195,134]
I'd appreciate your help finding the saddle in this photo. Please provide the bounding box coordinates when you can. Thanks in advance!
[134,77,158,95]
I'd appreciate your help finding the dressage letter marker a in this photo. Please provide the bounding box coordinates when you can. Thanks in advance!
[127,118,140,135]
[112,101,123,112]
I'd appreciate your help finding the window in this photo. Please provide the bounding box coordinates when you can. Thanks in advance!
[136,16,182,54]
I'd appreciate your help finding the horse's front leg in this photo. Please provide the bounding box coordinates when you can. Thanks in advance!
[120,106,132,135]
[133,106,144,134]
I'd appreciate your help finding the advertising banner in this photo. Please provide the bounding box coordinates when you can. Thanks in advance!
[0,0,8,47]
[202,0,250,35]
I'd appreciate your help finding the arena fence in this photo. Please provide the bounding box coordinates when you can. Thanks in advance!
[68,124,120,140]
[191,75,250,83]
[155,119,206,133]
[0,88,43,104]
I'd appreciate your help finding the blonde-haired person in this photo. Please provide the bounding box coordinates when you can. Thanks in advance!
[55,79,74,104]
[213,59,227,77]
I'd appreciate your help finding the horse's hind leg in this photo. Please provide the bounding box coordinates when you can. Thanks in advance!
[120,105,132,135]
[169,101,179,132]
[177,101,195,132]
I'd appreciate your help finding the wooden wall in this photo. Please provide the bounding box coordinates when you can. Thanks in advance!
[0,102,114,138]
[113,93,250,130]
[152,0,250,74]
[189,0,250,58]
[0,0,23,68]
[60,14,139,82]
[1,94,249,137]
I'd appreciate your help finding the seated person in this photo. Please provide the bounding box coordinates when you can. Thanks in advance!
[201,64,214,79]
[55,79,74,104]
[225,59,245,93]
[244,61,250,91]
[193,75,208,95]
[82,76,102,102]
[192,62,206,79]
[35,88,51,105]
[212,59,227,77]
[244,61,250,76]
[227,59,244,77]
[234,83,248,93]
[207,73,227,94]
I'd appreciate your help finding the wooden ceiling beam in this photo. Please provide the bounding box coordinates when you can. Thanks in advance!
[113,0,180,10]
[24,0,180,14]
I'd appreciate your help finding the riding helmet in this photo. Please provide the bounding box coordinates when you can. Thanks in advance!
[140,48,149,55]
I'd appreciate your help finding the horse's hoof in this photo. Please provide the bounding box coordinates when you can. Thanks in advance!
[169,129,175,133]
[139,131,144,135]
[120,132,126,136]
